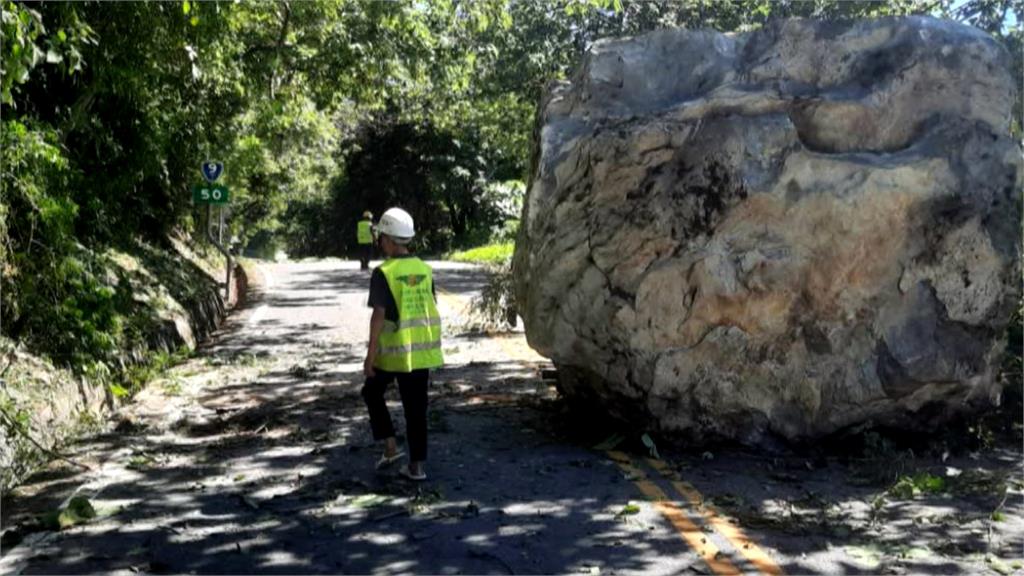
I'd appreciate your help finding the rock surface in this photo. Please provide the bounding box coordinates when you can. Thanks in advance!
[513,17,1022,445]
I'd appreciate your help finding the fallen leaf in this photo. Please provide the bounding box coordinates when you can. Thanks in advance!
[987,555,1013,575]
[617,504,641,517]
[641,433,660,459]
[845,544,883,568]
[351,494,390,508]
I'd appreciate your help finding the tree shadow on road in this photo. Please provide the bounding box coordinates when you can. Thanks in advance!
[6,337,1021,575]
[4,345,711,575]
[5,257,1019,575]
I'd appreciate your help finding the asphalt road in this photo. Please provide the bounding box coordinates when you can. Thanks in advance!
[2,259,1021,575]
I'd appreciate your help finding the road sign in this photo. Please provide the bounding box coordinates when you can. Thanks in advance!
[201,161,224,182]
[193,183,230,204]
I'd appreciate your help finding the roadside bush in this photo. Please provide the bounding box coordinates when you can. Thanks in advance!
[468,257,518,331]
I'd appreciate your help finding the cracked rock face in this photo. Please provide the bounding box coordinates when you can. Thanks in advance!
[513,17,1022,446]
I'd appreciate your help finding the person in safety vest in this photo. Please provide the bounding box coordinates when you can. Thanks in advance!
[362,207,443,481]
[357,211,374,270]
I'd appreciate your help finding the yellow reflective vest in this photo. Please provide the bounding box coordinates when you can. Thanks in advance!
[357,220,373,244]
[374,257,443,372]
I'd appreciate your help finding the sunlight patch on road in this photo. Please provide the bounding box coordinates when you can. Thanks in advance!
[247,263,275,326]
[260,264,275,288]
[260,550,312,568]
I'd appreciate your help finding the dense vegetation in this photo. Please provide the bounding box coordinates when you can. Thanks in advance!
[2,0,1021,380]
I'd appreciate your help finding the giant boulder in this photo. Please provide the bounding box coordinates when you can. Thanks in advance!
[514,17,1022,445]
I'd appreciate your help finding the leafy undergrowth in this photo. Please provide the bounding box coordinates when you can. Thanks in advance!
[462,259,518,333]
[0,337,104,493]
[0,236,227,492]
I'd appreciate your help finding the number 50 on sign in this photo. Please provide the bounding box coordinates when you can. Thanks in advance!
[192,184,230,204]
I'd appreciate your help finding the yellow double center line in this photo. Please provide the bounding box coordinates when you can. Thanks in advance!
[437,279,779,574]
[607,450,783,575]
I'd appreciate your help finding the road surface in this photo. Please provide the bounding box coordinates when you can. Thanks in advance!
[2,259,1021,575]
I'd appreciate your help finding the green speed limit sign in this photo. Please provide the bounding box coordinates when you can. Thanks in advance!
[192,184,230,204]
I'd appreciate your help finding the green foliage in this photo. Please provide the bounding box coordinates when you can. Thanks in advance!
[1,1,45,105]
[1,1,92,106]
[888,472,947,499]
[38,496,96,530]
[449,242,514,264]
[617,503,641,516]
[2,0,1020,414]
[312,118,519,257]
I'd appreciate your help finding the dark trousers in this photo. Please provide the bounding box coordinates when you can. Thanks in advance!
[359,244,372,270]
[361,368,430,461]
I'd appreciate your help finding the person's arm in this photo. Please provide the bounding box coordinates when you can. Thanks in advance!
[365,306,385,377]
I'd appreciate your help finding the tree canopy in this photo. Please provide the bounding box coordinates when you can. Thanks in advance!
[2,0,1021,370]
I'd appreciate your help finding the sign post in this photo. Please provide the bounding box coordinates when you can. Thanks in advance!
[195,161,232,301]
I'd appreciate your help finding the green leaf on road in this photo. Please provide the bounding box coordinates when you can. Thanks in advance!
[641,433,660,459]
[913,472,945,493]
[889,472,947,499]
[987,555,1014,575]
[39,496,97,530]
[127,454,152,470]
[351,494,390,508]
[617,503,640,516]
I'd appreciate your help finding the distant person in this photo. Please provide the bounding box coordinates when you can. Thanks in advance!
[357,211,374,270]
[361,207,443,481]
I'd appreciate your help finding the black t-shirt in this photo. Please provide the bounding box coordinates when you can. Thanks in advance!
[367,256,437,322]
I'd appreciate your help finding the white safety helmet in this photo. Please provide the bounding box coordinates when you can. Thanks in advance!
[376,207,415,243]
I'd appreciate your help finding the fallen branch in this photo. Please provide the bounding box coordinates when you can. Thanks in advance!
[0,402,92,471]
[371,509,408,522]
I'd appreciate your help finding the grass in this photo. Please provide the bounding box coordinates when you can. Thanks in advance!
[447,242,514,264]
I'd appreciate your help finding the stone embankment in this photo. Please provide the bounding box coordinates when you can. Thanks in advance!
[0,240,248,492]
